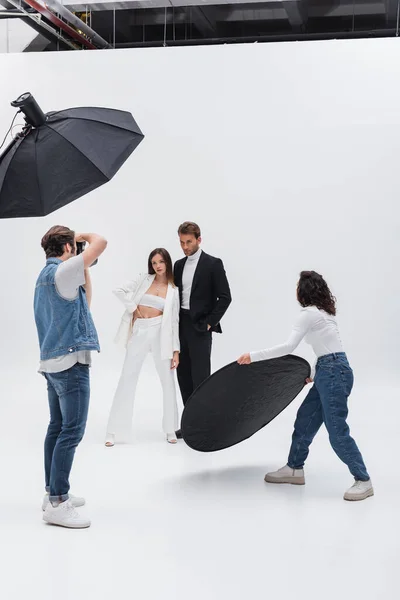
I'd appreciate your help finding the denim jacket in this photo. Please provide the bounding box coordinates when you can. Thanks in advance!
[34,258,100,361]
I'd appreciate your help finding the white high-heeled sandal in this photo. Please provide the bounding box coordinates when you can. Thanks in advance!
[166,433,178,444]
[105,433,115,447]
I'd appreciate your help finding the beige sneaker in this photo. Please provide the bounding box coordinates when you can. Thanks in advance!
[264,465,305,485]
[344,479,374,502]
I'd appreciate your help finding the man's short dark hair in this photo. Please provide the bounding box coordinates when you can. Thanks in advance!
[178,221,201,239]
[41,225,75,258]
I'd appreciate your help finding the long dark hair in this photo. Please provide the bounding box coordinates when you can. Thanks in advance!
[297,271,336,316]
[148,248,174,285]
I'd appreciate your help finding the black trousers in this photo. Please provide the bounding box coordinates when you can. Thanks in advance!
[177,311,212,405]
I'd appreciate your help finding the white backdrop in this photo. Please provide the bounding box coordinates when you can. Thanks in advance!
[0,38,399,600]
[0,38,399,383]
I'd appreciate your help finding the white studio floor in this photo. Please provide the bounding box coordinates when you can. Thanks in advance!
[0,361,397,600]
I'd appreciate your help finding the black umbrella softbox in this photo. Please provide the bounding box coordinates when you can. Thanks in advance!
[0,93,144,218]
[181,355,310,452]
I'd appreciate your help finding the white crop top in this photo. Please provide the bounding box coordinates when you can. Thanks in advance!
[139,293,165,312]
[250,306,343,376]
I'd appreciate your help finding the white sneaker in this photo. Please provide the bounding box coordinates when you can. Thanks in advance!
[264,465,305,485]
[42,493,85,512]
[43,499,91,528]
[344,479,374,502]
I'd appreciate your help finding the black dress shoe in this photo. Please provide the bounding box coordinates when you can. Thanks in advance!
[175,429,183,439]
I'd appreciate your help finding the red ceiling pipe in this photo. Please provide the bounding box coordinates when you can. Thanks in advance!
[22,0,98,49]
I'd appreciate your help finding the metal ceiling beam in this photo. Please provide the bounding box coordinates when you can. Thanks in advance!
[1,0,111,49]
[3,0,78,48]
[127,6,285,24]
[0,9,27,15]
[115,26,399,48]
[65,0,308,12]
[103,6,288,24]
[22,0,97,48]
[46,0,112,48]
[65,0,385,14]
[0,0,78,49]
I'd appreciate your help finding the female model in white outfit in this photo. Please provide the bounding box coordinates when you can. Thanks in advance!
[105,248,180,446]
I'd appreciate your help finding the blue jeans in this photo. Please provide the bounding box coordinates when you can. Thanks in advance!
[43,363,90,501]
[287,353,370,481]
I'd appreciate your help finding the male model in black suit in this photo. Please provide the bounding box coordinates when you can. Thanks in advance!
[174,221,232,437]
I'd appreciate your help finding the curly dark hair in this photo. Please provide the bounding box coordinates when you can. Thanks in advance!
[148,248,174,285]
[297,271,336,316]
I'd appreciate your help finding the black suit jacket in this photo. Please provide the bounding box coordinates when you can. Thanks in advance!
[174,251,232,334]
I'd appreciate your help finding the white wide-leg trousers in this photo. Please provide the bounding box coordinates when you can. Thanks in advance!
[106,316,178,440]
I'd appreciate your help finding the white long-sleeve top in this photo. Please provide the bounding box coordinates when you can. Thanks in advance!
[250,306,344,377]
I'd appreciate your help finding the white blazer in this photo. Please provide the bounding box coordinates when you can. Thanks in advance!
[113,273,180,361]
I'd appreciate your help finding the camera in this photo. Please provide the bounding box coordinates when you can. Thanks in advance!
[76,241,98,267]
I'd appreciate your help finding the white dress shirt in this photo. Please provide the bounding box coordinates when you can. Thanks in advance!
[250,306,344,378]
[181,248,202,310]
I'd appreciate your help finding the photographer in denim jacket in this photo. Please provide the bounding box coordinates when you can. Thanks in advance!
[34,226,107,529]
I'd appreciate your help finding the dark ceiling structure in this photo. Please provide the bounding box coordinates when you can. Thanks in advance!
[0,0,399,51]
